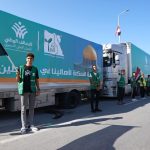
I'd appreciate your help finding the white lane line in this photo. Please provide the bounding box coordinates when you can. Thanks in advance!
[0,115,108,144]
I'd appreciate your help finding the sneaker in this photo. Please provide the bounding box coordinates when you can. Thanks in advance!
[21,128,27,134]
[28,125,39,132]
[132,99,137,102]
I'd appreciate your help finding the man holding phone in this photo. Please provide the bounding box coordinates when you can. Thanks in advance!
[16,53,40,134]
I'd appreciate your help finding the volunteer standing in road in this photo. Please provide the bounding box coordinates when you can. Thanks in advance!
[117,71,125,105]
[89,65,102,112]
[16,53,40,134]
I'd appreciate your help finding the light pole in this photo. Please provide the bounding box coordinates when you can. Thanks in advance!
[117,9,129,43]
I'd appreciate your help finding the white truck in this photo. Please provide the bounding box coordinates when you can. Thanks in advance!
[102,42,150,97]
[0,10,103,111]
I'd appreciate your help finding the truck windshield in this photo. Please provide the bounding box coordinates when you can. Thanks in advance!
[103,52,112,67]
[103,51,120,67]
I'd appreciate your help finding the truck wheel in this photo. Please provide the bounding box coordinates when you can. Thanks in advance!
[65,91,81,109]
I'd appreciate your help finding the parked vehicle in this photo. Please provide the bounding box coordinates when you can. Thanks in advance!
[0,10,103,111]
[103,42,150,97]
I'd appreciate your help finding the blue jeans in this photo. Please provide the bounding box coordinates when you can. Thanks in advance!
[21,93,36,129]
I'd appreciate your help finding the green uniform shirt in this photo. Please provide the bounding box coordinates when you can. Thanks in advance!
[130,76,137,88]
[146,78,150,87]
[18,65,38,95]
[89,71,101,90]
[118,75,125,88]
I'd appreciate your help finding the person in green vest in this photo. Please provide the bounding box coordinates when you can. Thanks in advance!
[117,71,125,105]
[130,72,137,101]
[16,53,40,134]
[138,74,146,99]
[89,65,102,112]
[146,75,150,96]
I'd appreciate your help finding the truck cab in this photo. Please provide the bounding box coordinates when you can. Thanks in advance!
[102,43,129,97]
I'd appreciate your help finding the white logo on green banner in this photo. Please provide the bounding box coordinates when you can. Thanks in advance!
[44,30,64,57]
[12,22,28,39]
[4,21,32,52]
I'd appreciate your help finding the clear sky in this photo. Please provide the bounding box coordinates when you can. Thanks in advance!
[0,0,150,53]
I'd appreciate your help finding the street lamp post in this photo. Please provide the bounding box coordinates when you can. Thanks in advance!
[117,9,129,43]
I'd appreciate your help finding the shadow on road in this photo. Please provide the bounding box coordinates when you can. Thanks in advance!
[0,96,149,135]
[39,96,150,129]
[58,125,135,150]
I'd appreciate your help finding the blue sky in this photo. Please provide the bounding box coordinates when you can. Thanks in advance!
[0,0,150,53]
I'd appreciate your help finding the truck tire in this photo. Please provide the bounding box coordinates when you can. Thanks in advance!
[64,90,81,109]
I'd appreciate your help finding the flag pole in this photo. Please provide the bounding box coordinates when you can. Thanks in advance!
[117,9,129,43]
[0,43,17,72]
[6,55,17,72]
[117,13,121,43]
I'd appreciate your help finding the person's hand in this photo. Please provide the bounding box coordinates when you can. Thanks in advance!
[16,70,20,76]
[96,86,100,91]
[16,69,20,82]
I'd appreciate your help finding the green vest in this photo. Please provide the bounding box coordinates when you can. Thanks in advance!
[130,76,136,88]
[139,77,146,87]
[146,78,150,87]
[89,71,101,89]
[118,75,125,88]
[18,65,37,95]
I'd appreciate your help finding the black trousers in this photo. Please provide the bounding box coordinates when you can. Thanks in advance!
[90,89,100,111]
[131,87,136,99]
[140,86,145,98]
[118,87,125,101]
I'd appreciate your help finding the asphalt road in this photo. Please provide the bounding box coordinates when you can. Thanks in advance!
[0,96,150,150]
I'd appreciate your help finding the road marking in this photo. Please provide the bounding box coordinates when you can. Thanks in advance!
[0,116,94,144]
[0,112,124,145]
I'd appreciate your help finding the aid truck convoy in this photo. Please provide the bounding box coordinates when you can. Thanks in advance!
[0,10,103,111]
[103,42,150,97]
[0,10,150,111]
